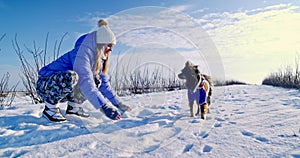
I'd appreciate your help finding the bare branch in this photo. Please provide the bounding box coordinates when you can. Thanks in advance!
[44,32,49,66]
[0,34,6,52]
[13,33,68,104]
[0,34,5,42]
[56,32,68,59]
[13,34,43,104]
[0,72,19,108]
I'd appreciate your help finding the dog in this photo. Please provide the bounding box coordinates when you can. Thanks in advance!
[178,61,212,119]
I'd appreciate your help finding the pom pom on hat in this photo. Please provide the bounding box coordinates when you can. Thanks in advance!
[96,19,116,44]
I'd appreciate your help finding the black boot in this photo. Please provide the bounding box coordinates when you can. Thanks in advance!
[66,103,90,118]
[43,102,67,122]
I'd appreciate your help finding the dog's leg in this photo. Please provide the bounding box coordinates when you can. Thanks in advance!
[207,103,210,113]
[196,103,200,116]
[207,96,211,113]
[200,103,209,120]
[189,102,194,117]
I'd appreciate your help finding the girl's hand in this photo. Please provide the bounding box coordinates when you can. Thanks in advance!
[104,43,113,59]
[102,43,114,74]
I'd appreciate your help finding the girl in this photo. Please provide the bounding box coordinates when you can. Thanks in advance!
[36,19,131,122]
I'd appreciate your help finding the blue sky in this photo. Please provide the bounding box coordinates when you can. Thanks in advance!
[1,0,300,88]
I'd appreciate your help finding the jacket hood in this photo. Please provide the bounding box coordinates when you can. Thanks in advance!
[74,31,97,50]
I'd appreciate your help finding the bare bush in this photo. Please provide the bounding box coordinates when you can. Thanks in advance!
[262,55,300,88]
[213,79,247,87]
[0,72,18,108]
[0,34,18,108]
[111,59,184,95]
[13,33,67,104]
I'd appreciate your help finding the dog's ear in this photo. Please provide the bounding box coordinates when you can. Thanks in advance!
[185,61,190,66]
[186,61,193,67]
[193,65,199,71]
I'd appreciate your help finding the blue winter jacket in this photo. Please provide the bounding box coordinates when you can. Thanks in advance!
[38,31,120,108]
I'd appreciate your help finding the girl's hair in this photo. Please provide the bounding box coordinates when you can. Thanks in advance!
[94,19,110,74]
[94,44,106,74]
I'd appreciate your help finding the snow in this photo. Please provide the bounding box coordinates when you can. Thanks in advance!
[0,85,300,157]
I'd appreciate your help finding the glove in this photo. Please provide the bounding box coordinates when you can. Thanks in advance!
[116,102,132,113]
[101,104,121,120]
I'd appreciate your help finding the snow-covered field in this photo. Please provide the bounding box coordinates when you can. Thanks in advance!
[0,85,299,157]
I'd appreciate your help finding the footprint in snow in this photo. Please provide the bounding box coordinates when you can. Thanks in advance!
[143,144,160,153]
[183,144,194,153]
[203,145,213,152]
[190,119,200,123]
[234,111,245,115]
[214,123,222,128]
[255,136,269,143]
[194,131,209,139]
[241,131,254,137]
[215,117,227,122]
[241,131,269,143]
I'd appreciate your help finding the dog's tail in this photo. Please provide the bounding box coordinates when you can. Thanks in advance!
[202,74,213,105]
[207,87,212,105]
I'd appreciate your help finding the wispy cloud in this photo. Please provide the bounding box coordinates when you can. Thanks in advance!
[197,3,300,83]
[246,3,293,14]
[168,5,192,12]
[75,11,112,33]
[191,8,209,15]
[105,7,222,78]
[107,7,211,50]
[78,4,300,83]
[200,3,300,53]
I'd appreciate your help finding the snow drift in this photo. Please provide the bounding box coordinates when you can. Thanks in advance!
[0,85,299,157]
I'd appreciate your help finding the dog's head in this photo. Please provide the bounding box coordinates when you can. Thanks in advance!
[178,61,200,90]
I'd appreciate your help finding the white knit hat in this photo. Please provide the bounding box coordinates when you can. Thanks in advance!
[96,19,116,44]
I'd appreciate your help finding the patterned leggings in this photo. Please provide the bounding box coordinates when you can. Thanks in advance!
[36,70,87,105]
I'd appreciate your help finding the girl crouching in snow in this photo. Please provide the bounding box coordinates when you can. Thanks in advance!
[36,19,131,122]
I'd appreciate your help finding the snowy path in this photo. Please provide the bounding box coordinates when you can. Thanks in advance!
[0,85,299,157]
